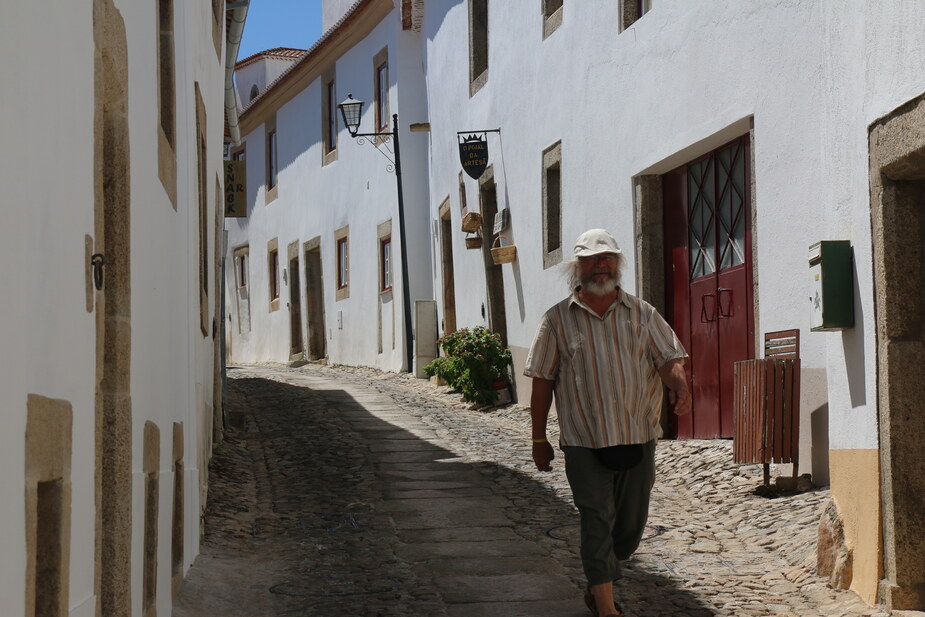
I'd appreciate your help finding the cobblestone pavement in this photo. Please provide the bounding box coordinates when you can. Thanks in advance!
[174,363,888,617]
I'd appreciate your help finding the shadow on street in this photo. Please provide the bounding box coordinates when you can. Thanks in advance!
[174,373,713,617]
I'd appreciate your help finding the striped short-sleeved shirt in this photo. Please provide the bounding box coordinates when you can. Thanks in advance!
[524,287,688,448]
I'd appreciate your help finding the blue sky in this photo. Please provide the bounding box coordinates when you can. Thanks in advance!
[238,0,324,60]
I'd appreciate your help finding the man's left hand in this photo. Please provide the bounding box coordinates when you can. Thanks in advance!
[658,359,691,416]
[669,386,692,416]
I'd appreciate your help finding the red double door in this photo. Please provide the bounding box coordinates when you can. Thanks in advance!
[663,136,754,439]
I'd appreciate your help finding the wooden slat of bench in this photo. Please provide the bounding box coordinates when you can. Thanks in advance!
[790,358,800,464]
[734,362,743,461]
[782,359,793,462]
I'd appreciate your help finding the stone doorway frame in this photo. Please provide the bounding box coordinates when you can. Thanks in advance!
[869,92,925,611]
[93,1,133,615]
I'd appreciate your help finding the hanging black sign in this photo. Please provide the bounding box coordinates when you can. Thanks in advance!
[459,134,489,180]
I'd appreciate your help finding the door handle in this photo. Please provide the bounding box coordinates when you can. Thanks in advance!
[700,293,716,323]
[718,288,733,318]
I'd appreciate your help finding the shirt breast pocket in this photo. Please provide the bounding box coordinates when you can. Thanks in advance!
[619,321,649,362]
[563,334,594,409]
[617,321,653,403]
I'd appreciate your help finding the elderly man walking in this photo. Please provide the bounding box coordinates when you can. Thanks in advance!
[525,229,691,617]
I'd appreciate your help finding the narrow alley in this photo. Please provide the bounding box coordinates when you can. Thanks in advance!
[173,364,883,617]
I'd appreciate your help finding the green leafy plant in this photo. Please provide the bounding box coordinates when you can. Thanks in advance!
[424,326,512,405]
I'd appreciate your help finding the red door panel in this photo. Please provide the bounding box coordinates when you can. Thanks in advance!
[715,138,752,437]
[717,264,748,436]
[690,275,721,438]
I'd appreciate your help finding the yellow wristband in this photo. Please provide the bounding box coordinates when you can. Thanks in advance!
[532,438,548,444]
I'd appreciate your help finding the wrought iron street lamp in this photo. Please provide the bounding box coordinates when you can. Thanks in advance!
[337,93,414,373]
[338,94,364,136]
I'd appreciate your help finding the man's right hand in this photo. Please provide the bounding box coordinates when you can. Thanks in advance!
[532,440,555,471]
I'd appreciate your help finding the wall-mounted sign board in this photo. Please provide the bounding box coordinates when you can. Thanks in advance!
[459,134,488,180]
[224,160,247,218]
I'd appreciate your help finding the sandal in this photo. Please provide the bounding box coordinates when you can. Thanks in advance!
[584,585,624,617]
[583,585,597,616]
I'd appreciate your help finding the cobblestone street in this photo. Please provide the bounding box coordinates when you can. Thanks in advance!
[174,364,886,617]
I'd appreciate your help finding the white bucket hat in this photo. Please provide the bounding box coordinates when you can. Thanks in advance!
[573,229,622,258]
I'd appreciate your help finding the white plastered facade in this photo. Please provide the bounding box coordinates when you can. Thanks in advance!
[235,55,303,108]
[225,2,432,371]
[0,0,228,615]
[419,0,925,605]
[223,0,925,607]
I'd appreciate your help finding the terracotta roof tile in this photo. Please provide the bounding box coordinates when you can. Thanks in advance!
[235,47,307,70]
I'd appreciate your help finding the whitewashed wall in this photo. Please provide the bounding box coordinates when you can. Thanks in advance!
[417,0,925,490]
[817,1,925,451]
[226,12,432,371]
[0,1,225,615]
[424,0,829,363]
[235,56,302,107]
[0,2,97,613]
[126,3,226,616]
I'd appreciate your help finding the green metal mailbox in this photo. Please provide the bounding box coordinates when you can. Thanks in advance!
[809,241,854,331]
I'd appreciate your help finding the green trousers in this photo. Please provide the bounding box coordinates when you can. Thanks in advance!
[563,440,656,585]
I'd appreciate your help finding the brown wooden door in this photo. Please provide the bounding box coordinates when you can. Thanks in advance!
[304,247,326,360]
[439,214,457,335]
[289,256,303,356]
[664,136,753,438]
[479,176,507,344]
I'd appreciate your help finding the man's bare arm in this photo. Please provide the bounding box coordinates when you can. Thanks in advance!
[530,377,556,471]
[658,358,691,416]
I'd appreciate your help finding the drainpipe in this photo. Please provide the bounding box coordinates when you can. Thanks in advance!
[225,0,249,146]
[220,0,248,441]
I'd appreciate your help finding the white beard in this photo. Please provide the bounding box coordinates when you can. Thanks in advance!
[583,277,618,296]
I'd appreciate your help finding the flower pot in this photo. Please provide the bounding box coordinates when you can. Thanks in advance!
[492,380,512,405]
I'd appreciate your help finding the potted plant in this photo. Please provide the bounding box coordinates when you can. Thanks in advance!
[424,326,512,406]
